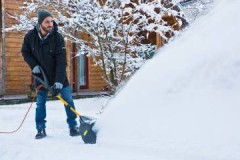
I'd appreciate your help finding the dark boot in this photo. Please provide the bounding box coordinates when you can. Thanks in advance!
[70,127,80,137]
[35,129,47,139]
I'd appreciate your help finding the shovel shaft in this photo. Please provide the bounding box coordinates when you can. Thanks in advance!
[56,95,81,117]
[56,95,96,144]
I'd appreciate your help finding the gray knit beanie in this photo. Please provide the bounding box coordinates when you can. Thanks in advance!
[37,9,52,24]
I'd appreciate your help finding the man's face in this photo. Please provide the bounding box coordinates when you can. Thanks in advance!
[40,16,53,33]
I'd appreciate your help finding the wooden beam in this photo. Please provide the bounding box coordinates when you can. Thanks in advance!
[1,0,6,96]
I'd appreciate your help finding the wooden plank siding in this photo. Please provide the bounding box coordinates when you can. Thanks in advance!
[3,0,28,94]
[88,58,107,91]
[5,32,30,94]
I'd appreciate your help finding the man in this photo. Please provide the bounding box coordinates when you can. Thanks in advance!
[21,9,80,139]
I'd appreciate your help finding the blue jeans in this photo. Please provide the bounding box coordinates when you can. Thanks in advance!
[35,86,78,131]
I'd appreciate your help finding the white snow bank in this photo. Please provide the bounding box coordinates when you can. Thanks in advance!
[96,0,240,159]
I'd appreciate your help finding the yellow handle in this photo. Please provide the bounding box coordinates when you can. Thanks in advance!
[56,95,81,117]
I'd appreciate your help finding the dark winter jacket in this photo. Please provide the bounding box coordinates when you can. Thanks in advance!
[21,21,69,88]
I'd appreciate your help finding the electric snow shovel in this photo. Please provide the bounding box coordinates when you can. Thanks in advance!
[32,67,97,144]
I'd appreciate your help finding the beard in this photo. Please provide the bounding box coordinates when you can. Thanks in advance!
[41,25,53,33]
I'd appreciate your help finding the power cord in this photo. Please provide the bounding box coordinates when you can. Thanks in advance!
[0,85,43,134]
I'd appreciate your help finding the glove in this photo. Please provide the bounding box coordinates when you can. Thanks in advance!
[51,82,63,97]
[32,65,41,74]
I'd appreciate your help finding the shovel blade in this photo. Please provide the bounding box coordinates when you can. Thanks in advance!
[79,119,96,144]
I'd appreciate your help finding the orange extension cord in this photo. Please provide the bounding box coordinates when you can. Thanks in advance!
[0,85,43,134]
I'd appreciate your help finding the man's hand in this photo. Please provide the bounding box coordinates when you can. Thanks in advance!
[51,82,63,97]
[32,65,41,74]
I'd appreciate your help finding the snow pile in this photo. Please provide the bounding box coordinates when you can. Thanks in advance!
[96,0,240,159]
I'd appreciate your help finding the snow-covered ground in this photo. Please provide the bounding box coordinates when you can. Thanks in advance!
[0,97,110,160]
[1,0,240,159]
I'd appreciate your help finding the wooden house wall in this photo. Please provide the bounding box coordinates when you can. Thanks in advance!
[88,58,107,91]
[4,0,29,95]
